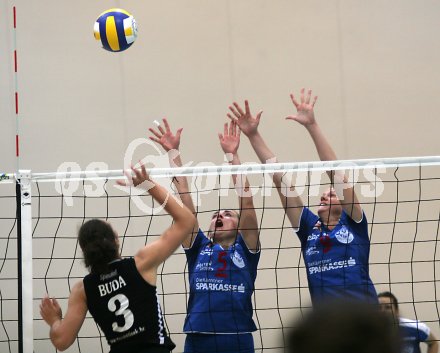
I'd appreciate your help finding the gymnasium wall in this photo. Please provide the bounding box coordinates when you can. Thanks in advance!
[1,1,439,352]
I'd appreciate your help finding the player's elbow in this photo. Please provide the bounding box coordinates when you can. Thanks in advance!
[55,344,69,352]
[51,338,71,352]
[51,333,75,351]
[182,213,197,234]
[174,210,196,234]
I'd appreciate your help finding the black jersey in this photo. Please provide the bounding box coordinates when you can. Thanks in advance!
[83,258,175,353]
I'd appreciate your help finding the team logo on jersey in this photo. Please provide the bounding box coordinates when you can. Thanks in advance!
[231,251,245,268]
[307,233,320,241]
[195,262,213,271]
[305,246,320,256]
[335,227,354,244]
[200,247,213,256]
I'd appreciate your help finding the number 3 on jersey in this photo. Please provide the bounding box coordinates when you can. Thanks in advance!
[108,293,134,332]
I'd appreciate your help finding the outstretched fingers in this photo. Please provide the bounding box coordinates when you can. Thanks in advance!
[233,102,245,116]
[131,163,149,187]
[291,88,318,108]
[149,136,161,144]
[149,127,162,139]
[130,165,142,182]
[229,105,241,119]
[290,93,299,108]
[227,113,237,122]
[118,163,152,189]
[139,163,148,180]
[162,118,171,133]
[176,127,183,139]
[157,124,165,135]
[244,100,251,116]
[305,89,312,104]
[117,169,133,187]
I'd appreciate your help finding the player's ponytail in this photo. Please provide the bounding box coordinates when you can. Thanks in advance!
[78,219,119,274]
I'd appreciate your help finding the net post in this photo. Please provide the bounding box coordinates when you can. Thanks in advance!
[16,170,33,353]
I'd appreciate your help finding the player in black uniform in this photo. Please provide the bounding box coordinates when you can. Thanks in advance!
[40,164,196,353]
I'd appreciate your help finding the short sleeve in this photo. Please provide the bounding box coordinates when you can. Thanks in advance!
[401,318,431,343]
[184,229,210,269]
[234,235,260,283]
[417,322,430,342]
[340,210,369,241]
[296,207,319,245]
[237,235,260,263]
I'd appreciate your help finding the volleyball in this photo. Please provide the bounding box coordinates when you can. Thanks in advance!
[94,8,138,52]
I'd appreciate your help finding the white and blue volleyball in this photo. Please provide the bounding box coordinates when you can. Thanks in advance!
[94,9,138,52]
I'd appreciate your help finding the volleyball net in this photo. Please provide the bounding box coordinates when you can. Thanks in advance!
[1,156,440,353]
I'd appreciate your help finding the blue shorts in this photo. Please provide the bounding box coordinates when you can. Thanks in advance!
[184,333,254,353]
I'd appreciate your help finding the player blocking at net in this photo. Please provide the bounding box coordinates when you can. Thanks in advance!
[229,89,378,304]
[39,164,196,353]
[149,118,260,353]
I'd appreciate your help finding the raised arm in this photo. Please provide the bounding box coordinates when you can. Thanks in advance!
[149,118,199,248]
[286,88,362,222]
[117,165,196,282]
[40,165,196,350]
[228,101,304,230]
[218,120,259,251]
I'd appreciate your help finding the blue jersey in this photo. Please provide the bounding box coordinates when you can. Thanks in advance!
[296,207,377,304]
[183,229,260,333]
[400,318,430,353]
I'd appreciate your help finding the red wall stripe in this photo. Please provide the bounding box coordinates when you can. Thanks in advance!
[16,135,19,157]
[13,7,19,159]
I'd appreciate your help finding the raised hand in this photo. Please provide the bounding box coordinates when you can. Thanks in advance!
[286,88,318,127]
[40,296,62,326]
[117,164,154,190]
[227,100,263,137]
[149,118,183,152]
[218,120,241,155]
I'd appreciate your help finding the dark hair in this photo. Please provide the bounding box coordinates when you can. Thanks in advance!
[78,219,119,274]
[378,291,399,311]
[286,300,401,353]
